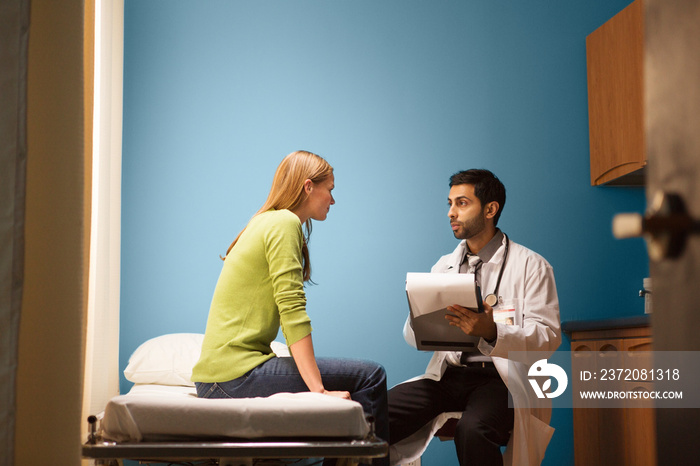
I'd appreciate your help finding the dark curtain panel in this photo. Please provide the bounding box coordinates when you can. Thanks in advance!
[0,0,30,464]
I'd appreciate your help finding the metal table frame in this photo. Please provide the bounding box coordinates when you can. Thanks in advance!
[82,416,388,466]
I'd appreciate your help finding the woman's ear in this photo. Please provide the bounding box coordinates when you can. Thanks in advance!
[303,179,313,194]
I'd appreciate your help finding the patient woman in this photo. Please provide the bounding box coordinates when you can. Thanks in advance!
[191,150,388,463]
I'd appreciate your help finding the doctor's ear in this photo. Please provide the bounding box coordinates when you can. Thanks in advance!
[485,201,500,220]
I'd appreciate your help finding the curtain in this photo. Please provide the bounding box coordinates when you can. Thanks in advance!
[82,0,124,427]
[16,0,91,462]
[0,0,30,464]
[3,1,123,460]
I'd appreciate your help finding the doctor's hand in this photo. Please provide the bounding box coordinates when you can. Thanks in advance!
[445,303,498,342]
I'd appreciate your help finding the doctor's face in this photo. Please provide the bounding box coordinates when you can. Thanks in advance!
[447,184,486,240]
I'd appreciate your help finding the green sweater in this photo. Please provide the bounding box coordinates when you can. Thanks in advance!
[191,209,312,383]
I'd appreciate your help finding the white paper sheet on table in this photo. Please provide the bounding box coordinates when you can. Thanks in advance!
[99,384,370,442]
[405,272,480,317]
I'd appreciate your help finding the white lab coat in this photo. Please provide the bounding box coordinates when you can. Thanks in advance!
[390,235,562,466]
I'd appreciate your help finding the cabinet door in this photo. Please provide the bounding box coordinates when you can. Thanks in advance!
[587,0,645,185]
[623,381,656,466]
[571,336,654,466]
[622,337,656,465]
[571,340,599,466]
[623,337,653,376]
[594,340,626,466]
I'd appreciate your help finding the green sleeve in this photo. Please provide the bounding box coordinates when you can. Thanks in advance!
[264,212,312,346]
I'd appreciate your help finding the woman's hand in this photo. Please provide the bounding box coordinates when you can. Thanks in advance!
[323,390,351,400]
[290,334,350,396]
[289,335,353,400]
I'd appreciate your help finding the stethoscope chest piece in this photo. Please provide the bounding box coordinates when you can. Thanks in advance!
[484,294,499,307]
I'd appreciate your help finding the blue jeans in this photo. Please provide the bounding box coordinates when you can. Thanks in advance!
[195,356,389,465]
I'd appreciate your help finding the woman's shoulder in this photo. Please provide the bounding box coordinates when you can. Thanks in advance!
[251,209,302,232]
[257,208,300,223]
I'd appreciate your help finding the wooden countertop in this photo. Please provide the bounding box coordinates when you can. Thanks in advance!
[563,315,651,341]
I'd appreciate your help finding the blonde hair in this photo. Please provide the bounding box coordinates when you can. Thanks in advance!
[224,150,333,282]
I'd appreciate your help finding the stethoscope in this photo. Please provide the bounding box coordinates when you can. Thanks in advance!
[464,234,510,308]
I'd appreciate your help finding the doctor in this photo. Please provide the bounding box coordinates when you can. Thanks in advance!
[388,169,561,466]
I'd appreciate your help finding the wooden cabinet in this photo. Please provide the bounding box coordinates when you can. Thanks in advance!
[587,0,645,186]
[569,325,655,466]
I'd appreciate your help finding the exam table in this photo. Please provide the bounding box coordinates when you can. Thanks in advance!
[81,334,388,465]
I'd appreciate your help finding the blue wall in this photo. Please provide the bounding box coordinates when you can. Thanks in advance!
[120,1,643,464]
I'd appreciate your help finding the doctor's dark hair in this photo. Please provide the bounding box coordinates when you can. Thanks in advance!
[449,169,506,226]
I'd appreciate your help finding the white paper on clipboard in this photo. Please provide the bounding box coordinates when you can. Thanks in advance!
[405,272,480,317]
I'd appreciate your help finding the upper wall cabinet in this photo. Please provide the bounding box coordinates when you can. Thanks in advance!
[587,0,645,186]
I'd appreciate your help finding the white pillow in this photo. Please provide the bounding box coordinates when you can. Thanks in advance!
[124,333,204,387]
[123,334,291,387]
[271,340,290,357]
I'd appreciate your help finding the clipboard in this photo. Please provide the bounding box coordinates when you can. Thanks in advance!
[405,272,483,352]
